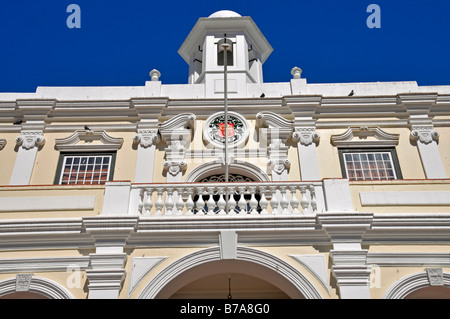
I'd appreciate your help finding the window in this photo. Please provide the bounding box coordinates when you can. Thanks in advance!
[338,148,402,181]
[217,38,234,66]
[55,152,116,185]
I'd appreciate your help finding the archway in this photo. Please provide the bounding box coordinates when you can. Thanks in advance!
[0,276,74,299]
[138,246,323,299]
[383,270,450,299]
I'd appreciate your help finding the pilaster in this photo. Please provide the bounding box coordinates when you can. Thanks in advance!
[9,130,45,185]
[9,99,54,185]
[400,93,447,179]
[284,95,322,181]
[318,211,374,299]
[83,216,138,299]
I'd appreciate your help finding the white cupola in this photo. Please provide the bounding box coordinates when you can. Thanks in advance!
[178,10,273,98]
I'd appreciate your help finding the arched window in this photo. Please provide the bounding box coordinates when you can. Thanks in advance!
[217,38,234,66]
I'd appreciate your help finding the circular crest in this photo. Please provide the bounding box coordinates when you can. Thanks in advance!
[203,111,249,149]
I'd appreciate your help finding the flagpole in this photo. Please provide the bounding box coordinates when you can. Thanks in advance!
[220,35,231,213]
[223,35,229,184]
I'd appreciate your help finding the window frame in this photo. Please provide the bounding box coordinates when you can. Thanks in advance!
[338,147,403,181]
[54,151,116,185]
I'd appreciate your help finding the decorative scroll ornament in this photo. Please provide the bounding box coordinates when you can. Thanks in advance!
[164,140,187,176]
[15,131,45,150]
[410,125,440,144]
[133,129,160,148]
[292,127,320,146]
[268,139,291,175]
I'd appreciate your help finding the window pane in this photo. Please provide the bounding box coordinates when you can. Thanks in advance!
[342,150,398,181]
[59,155,112,185]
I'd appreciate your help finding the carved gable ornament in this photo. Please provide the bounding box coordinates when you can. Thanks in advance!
[55,130,124,152]
[331,126,399,148]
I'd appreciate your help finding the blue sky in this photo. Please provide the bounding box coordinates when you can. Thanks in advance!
[1,0,449,92]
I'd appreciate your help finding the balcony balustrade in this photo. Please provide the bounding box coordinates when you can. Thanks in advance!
[131,181,324,216]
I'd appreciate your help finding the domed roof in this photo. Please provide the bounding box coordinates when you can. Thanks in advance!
[208,10,242,18]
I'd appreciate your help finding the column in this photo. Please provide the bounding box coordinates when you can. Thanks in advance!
[129,98,167,215]
[133,129,160,183]
[318,213,374,298]
[9,99,54,185]
[283,96,322,181]
[84,216,137,299]
[401,93,447,179]
[410,125,447,178]
[292,127,321,181]
[9,130,45,185]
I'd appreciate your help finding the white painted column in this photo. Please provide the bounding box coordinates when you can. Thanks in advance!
[9,131,45,185]
[318,209,374,299]
[410,125,447,179]
[133,129,159,183]
[292,127,321,181]
[129,98,167,215]
[84,216,137,299]
[400,93,447,179]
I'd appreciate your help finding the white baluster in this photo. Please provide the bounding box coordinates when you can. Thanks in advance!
[185,188,194,215]
[137,188,144,215]
[165,188,174,216]
[309,185,317,213]
[259,186,269,215]
[280,186,289,214]
[237,186,247,216]
[175,187,185,216]
[207,187,216,216]
[300,186,309,214]
[249,186,258,215]
[270,186,279,214]
[155,188,164,216]
[144,188,153,216]
[196,187,205,216]
[289,186,300,214]
[217,187,227,215]
[227,186,237,215]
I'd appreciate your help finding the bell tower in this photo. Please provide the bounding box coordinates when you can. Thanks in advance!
[178,10,273,98]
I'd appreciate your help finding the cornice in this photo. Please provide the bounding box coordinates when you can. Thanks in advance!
[0,213,449,250]
[0,94,449,127]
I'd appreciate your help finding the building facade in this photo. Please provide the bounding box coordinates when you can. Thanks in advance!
[1,10,450,299]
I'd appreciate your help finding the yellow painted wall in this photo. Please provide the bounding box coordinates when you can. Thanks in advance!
[0,133,19,185]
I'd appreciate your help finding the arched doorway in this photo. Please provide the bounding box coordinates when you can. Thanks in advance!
[170,268,291,299]
[0,276,74,299]
[405,286,450,299]
[0,291,49,299]
[384,270,450,299]
[138,247,323,299]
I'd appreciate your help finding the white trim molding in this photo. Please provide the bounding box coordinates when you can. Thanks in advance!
[137,246,323,299]
[55,130,124,152]
[0,275,74,299]
[383,270,450,299]
[330,126,399,148]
